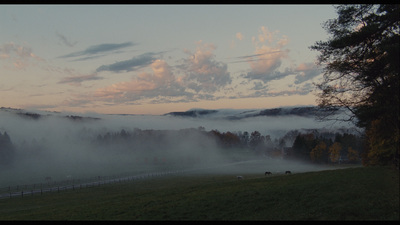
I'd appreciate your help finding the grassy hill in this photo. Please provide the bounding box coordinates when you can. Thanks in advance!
[0,166,398,220]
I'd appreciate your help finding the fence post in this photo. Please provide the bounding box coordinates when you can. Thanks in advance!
[21,191,23,198]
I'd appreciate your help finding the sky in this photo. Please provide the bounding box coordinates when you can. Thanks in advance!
[0,4,339,115]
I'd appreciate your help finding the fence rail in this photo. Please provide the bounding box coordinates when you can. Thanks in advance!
[0,170,185,200]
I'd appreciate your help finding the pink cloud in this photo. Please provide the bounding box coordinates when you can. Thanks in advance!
[181,41,231,93]
[294,62,322,84]
[244,27,290,82]
[248,45,288,75]
[236,32,244,41]
[92,59,183,103]
[66,42,233,107]
[0,42,43,70]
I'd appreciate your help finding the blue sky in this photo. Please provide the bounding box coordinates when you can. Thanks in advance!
[0,4,338,115]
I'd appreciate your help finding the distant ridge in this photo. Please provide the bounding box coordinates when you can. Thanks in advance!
[0,107,100,122]
[164,109,218,117]
[1,106,342,121]
[163,106,337,120]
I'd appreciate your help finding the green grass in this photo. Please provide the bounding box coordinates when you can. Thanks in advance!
[0,166,398,220]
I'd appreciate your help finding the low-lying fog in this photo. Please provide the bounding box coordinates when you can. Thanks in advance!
[0,108,354,187]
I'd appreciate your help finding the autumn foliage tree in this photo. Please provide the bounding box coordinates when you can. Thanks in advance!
[329,142,342,163]
[310,140,327,163]
[347,146,360,163]
[292,133,316,161]
[364,119,399,166]
[311,5,399,168]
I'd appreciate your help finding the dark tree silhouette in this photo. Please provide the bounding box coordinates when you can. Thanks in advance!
[311,4,399,167]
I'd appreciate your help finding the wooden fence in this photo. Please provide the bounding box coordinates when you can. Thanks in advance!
[0,170,184,200]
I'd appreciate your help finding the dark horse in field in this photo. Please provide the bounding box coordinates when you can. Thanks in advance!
[285,171,291,174]
[265,171,272,175]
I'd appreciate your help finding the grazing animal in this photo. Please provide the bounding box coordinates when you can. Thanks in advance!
[237,176,243,180]
[285,171,291,174]
[265,171,272,175]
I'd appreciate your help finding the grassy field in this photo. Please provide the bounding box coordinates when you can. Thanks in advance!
[0,166,398,220]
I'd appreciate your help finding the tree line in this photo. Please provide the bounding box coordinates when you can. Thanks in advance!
[1,127,365,167]
[290,132,363,164]
[92,127,364,164]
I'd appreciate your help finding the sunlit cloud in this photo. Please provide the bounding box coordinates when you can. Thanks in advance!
[52,31,318,109]
[293,62,322,84]
[229,26,319,99]
[92,59,187,103]
[243,26,290,83]
[254,26,278,44]
[236,32,244,41]
[63,41,234,107]
[244,48,290,82]
[0,42,44,70]
[179,41,231,93]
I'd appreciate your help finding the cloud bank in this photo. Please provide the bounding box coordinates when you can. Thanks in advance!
[63,41,233,107]
[1,26,324,112]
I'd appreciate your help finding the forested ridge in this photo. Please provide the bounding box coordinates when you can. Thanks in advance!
[1,125,363,168]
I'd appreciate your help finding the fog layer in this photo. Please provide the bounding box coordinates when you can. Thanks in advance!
[0,108,354,187]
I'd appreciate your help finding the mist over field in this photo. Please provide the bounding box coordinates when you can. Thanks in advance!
[0,107,356,187]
